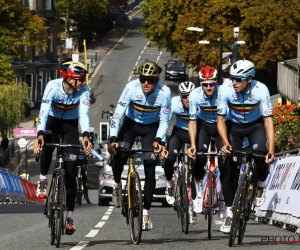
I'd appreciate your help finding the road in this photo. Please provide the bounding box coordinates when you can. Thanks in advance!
[0,13,299,250]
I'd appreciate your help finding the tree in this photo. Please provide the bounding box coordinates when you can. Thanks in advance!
[141,0,300,75]
[0,0,48,137]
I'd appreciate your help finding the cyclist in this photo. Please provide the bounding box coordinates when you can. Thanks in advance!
[217,59,275,233]
[160,81,198,224]
[33,61,93,235]
[77,134,103,204]
[187,66,225,218]
[108,60,171,230]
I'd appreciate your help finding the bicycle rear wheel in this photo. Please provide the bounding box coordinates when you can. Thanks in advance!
[238,179,256,244]
[229,173,247,247]
[208,172,214,240]
[179,177,189,234]
[55,172,66,248]
[128,172,143,244]
[49,180,55,245]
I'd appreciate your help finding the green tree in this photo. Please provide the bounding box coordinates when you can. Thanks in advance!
[0,0,47,137]
[141,0,300,74]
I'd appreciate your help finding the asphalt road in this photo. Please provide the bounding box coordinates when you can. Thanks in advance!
[1,13,299,250]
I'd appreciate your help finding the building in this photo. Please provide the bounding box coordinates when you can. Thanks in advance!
[13,0,59,110]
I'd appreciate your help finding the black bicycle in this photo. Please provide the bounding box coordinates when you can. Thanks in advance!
[36,138,83,248]
[228,148,270,247]
[76,164,84,206]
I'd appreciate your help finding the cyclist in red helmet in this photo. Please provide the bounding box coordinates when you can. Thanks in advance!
[33,60,93,235]
[187,66,226,219]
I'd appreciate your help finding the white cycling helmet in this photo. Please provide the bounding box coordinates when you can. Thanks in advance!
[178,81,195,95]
[229,60,256,78]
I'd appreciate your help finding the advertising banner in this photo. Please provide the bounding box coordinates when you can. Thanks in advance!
[260,156,300,217]
[13,128,37,138]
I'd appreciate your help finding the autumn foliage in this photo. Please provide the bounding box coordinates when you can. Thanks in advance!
[273,104,300,152]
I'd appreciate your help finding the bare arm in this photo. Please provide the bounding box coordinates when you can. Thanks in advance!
[264,116,275,163]
[187,120,197,158]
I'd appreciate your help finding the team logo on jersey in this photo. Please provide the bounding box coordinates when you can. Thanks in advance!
[190,114,197,118]
[39,111,44,117]
[136,95,143,99]
[83,99,90,106]
[232,94,238,98]
[228,83,233,87]
[110,120,116,128]
[152,97,157,102]
[265,109,273,115]
[201,98,206,102]
[118,101,126,107]
[247,94,255,102]
[217,109,223,113]
[197,89,202,93]
[163,109,170,114]
[135,83,141,87]
[113,113,119,119]
[254,84,259,88]
[180,108,185,113]
[58,94,65,99]
[159,87,164,92]
[56,83,60,87]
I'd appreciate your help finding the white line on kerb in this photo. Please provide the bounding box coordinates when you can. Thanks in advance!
[70,241,89,250]
[85,229,99,238]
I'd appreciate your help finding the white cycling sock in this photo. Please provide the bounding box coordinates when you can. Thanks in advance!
[257,180,266,188]
[195,181,202,197]
[143,209,149,216]
[226,207,233,218]
[114,182,121,188]
[67,211,73,219]
[40,174,47,180]
[167,180,173,188]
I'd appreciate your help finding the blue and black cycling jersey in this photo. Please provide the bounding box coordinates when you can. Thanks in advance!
[189,85,219,123]
[169,96,189,130]
[37,78,90,136]
[109,79,172,142]
[217,80,273,123]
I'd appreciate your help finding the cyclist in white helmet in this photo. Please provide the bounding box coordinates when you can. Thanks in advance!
[187,66,226,218]
[161,81,198,224]
[217,59,275,233]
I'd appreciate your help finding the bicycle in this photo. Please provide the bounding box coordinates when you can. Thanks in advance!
[76,164,84,206]
[171,149,190,234]
[113,148,155,245]
[228,148,270,247]
[36,138,83,248]
[196,138,222,240]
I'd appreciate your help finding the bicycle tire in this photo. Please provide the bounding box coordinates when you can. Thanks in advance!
[208,172,214,240]
[179,177,189,234]
[49,179,55,245]
[128,172,143,244]
[229,173,247,247]
[173,170,181,218]
[55,172,65,248]
[77,177,83,206]
[238,178,256,244]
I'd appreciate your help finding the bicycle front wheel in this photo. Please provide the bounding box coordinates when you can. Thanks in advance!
[55,172,66,248]
[128,172,143,244]
[208,172,214,240]
[77,177,83,206]
[229,173,247,247]
[179,177,189,234]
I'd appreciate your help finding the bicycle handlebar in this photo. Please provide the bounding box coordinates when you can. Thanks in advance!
[227,147,270,159]
[116,148,157,153]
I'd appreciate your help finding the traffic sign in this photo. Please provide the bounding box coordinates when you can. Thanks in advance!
[18,138,28,149]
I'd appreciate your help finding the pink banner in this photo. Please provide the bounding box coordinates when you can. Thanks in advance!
[13,128,37,138]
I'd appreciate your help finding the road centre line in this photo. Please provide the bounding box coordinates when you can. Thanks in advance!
[95,221,106,228]
[101,215,109,220]
[105,211,112,215]
[70,241,89,250]
[85,229,99,238]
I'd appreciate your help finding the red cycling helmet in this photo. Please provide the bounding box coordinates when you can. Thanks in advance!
[60,61,87,79]
[199,66,218,80]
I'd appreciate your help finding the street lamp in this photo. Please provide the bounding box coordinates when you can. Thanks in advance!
[232,27,246,64]
[187,27,223,84]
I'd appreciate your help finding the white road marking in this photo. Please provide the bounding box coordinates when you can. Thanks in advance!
[101,215,109,220]
[70,241,89,250]
[215,220,223,225]
[105,211,112,215]
[95,221,106,228]
[85,229,99,238]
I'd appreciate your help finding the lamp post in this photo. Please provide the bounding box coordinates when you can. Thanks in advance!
[187,27,223,84]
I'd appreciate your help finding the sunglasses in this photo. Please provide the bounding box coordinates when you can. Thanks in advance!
[181,95,189,99]
[140,77,157,84]
[202,82,216,87]
[230,77,247,83]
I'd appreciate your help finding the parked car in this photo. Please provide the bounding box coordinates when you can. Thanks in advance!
[98,154,168,206]
[164,59,186,81]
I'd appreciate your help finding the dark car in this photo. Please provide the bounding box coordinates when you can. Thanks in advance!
[164,59,186,81]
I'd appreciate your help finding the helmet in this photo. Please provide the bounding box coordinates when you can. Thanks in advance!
[199,66,218,80]
[229,60,255,78]
[60,61,87,79]
[138,61,162,77]
[178,81,195,95]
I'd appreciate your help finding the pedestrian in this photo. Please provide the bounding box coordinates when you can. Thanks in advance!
[1,137,9,153]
